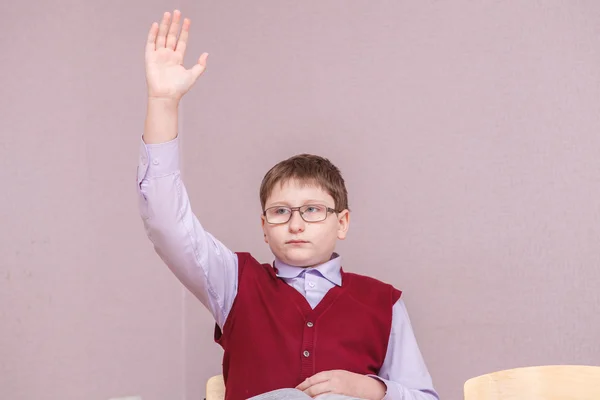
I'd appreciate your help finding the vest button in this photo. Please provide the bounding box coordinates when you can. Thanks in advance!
[306,322,314,328]
[303,350,310,357]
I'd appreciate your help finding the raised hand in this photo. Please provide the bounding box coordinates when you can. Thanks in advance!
[145,10,208,102]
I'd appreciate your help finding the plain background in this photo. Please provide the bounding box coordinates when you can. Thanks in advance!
[2,1,600,399]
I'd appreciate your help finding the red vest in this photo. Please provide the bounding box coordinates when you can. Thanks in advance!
[214,252,402,400]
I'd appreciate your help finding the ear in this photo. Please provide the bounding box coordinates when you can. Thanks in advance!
[336,209,350,240]
[261,214,269,243]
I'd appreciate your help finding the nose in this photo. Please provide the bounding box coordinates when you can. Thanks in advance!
[288,209,306,233]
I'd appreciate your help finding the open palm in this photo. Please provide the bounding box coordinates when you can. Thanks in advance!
[145,10,208,101]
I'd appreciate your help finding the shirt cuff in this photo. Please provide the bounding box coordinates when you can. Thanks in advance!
[137,136,181,184]
[368,375,403,400]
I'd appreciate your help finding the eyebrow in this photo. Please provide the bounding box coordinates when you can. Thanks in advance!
[266,200,332,208]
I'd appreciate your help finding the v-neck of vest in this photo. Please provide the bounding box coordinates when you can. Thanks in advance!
[284,268,351,319]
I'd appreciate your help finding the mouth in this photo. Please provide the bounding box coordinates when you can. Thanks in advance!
[286,240,310,244]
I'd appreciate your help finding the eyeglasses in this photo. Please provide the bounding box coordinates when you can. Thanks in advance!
[263,204,337,224]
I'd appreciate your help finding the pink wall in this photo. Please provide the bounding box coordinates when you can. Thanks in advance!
[2,2,599,400]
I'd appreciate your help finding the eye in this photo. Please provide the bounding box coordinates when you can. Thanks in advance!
[273,207,291,215]
[305,205,325,213]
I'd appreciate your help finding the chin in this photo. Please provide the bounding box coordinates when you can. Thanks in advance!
[281,250,321,268]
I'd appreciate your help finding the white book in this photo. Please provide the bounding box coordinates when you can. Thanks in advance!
[248,388,366,400]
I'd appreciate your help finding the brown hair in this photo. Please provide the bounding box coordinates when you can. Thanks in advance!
[259,154,349,212]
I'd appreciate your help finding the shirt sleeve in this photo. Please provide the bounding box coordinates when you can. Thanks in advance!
[137,136,238,329]
[371,299,440,400]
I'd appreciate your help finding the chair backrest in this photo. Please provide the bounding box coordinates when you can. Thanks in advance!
[464,365,600,400]
[206,374,225,400]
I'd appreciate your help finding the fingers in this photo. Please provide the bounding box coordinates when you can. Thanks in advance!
[302,381,331,398]
[156,11,171,48]
[175,17,191,56]
[166,10,182,50]
[295,371,331,391]
[190,53,209,81]
[148,10,208,82]
[145,22,159,56]
[198,52,209,67]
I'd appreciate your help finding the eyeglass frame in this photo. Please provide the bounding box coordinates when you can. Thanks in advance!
[262,204,339,224]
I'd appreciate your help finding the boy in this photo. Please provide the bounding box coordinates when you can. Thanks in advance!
[138,10,439,400]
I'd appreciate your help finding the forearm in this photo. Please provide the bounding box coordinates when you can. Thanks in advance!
[143,97,179,144]
[375,377,439,400]
[376,300,440,400]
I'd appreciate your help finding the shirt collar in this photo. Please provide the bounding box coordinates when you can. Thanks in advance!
[274,253,343,286]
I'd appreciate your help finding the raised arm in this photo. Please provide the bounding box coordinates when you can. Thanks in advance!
[138,11,237,329]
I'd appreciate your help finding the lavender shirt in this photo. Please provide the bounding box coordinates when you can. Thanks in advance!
[137,138,439,400]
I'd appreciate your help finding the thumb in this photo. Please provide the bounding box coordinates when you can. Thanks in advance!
[190,52,209,81]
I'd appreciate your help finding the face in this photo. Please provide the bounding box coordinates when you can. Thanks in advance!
[261,179,350,268]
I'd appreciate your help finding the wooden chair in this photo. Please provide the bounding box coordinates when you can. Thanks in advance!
[464,365,600,400]
[206,374,225,400]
